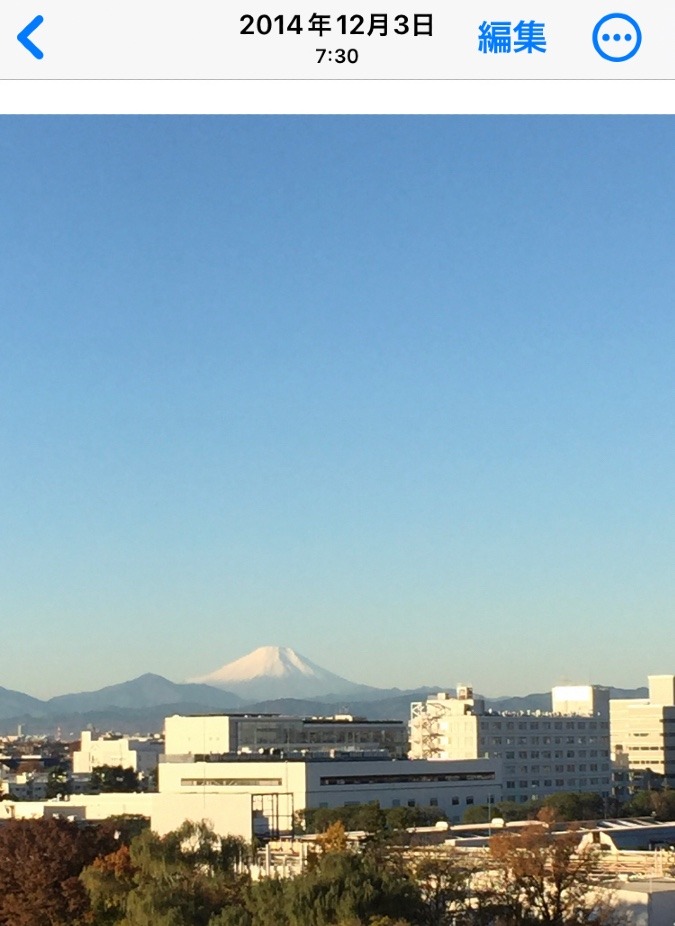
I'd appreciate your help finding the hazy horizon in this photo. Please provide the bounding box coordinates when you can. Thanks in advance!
[0,640,652,702]
[2,117,673,700]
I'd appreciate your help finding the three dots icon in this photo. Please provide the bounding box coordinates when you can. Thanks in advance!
[592,13,642,61]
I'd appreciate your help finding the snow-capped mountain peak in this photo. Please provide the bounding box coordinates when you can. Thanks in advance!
[189,645,371,701]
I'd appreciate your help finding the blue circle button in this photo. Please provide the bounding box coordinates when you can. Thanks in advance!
[593,13,641,61]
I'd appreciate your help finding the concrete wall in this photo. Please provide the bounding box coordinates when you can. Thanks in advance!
[151,791,254,841]
[165,715,234,756]
[649,677,675,707]
[2,792,156,822]
[613,883,675,926]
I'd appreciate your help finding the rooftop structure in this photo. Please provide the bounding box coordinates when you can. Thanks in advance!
[164,712,408,760]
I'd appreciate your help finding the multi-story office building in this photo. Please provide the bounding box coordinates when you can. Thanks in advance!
[165,712,408,759]
[610,675,675,790]
[410,684,611,804]
[154,752,502,838]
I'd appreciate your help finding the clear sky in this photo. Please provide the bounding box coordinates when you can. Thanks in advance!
[2,117,673,699]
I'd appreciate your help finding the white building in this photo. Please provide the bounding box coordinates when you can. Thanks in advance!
[610,675,675,789]
[0,770,49,800]
[72,731,163,776]
[2,712,501,844]
[410,685,611,804]
[153,753,502,839]
[2,791,155,823]
[164,712,408,759]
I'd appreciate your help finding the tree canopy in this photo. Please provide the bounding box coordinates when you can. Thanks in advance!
[0,817,116,926]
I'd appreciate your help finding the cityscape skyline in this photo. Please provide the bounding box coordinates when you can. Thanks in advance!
[2,116,673,699]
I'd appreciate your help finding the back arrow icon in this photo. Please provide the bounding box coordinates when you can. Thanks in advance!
[18,15,44,59]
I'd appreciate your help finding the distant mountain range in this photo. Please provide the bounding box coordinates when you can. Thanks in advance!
[0,645,649,735]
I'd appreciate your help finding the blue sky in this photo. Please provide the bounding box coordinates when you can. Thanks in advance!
[1,117,673,699]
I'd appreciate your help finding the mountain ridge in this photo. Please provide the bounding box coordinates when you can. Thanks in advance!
[0,646,651,734]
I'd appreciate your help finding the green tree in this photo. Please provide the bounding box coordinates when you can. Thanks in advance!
[298,803,446,837]
[412,851,473,926]
[81,821,250,926]
[46,762,72,799]
[462,805,493,824]
[539,792,604,822]
[622,789,654,816]
[282,850,424,926]
[646,789,675,821]
[81,843,137,926]
[91,765,140,793]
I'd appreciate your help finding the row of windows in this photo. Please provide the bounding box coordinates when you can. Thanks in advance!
[319,796,472,811]
[320,771,496,786]
[504,763,606,774]
[181,778,282,787]
[500,750,604,760]
[480,720,606,731]
[506,777,604,789]
[482,736,606,747]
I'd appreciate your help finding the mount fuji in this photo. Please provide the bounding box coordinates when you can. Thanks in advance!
[189,645,380,701]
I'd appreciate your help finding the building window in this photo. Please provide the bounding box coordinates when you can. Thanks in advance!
[466,797,474,805]
[407,800,416,808]
[452,797,460,805]
[181,777,282,787]
[430,798,438,807]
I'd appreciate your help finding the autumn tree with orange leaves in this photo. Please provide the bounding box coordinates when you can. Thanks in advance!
[487,823,622,926]
[0,817,117,926]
